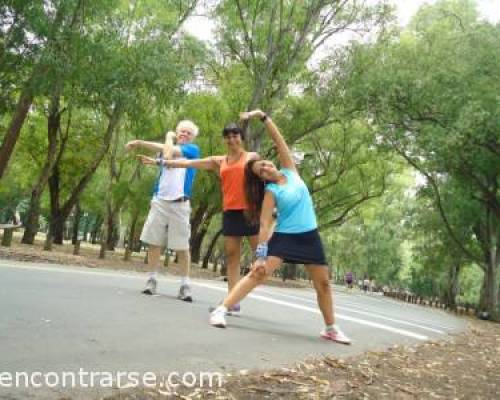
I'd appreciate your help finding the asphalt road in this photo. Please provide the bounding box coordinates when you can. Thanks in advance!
[0,260,466,399]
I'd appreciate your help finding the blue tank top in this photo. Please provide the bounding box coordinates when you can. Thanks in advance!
[265,168,317,233]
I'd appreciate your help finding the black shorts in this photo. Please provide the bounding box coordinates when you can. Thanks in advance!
[222,210,259,237]
[268,229,327,265]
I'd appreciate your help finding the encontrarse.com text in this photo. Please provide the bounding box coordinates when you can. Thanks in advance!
[0,370,224,391]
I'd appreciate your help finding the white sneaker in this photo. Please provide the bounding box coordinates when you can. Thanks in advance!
[209,308,227,328]
[177,284,193,302]
[209,302,241,317]
[142,277,157,295]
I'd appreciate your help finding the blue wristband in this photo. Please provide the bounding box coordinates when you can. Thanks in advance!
[255,242,268,259]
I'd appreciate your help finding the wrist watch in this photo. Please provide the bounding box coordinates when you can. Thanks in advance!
[260,113,268,122]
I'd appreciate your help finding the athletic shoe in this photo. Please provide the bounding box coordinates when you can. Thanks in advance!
[177,284,193,302]
[142,277,157,295]
[227,303,241,316]
[209,303,241,316]
[209,308,227,328]
[320,329,351,345]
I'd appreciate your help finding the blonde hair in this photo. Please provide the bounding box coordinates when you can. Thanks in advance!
[176,120,199,137]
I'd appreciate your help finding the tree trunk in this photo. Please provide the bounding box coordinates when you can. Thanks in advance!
[21,196,42,244]
[52,215,65,244]
[1,228,14,247]
[82,213,91,242]
[190,226,209,264]
[43,224,53,251]
[124,210,140,261]
[478,217,499,321]
[72,202,81,244]
[48,106,122,244]
[479,263,498,321]
[480,261,499,320]
[446,263,460,311]
[190,203,208,263]
[0,83,35,180]
[190,203,216,264]
[48,163,62,244]
[284,263,297,280]
[21,85,62,245]
[202,228,223,270]
[99,226,107,259]
[90,215,103,244]
[211,250,218,273]
[106,207,116,251]
[73,240,81,255]
[0,0,73,180]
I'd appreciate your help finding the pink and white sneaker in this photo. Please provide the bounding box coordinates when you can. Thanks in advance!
[320,329,351,345]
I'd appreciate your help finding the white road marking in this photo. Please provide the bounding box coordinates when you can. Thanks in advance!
[192,282,429,341]
[259,287,459,331]
[253,288,446,334]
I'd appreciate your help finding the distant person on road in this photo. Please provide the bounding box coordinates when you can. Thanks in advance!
[208,109,351,344]
[363,274,370,294]
[126,120,200,302]
[345,271,354,292]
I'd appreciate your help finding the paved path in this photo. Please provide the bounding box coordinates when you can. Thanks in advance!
[0,260,466,398]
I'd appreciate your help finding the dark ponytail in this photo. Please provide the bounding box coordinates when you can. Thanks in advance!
[244,159,265,225]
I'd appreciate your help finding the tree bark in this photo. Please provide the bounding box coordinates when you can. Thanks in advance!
[72,202,81,244]
[48,165,64,244]
[0,79,37,180]
[106,206,117,251]
[190,203,217,264]
[477,213,499,321]
[202,228,223,270]
[1,228,14,247]
[48,106,121,244]
[82,213,91,242]
[22,91,63,244]
[99,225,107,259]
[0,0,80,180]
[446,263,460,310]
[90,215,103,244]
[124,210,140,261]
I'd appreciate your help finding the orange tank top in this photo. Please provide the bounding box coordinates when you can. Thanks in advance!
[219,152,248,211]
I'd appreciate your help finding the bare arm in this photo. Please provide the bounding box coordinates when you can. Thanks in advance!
[257,191,276,244]
[125,139,164,153]
[125,133,185,160]
[251,191,276,271]
[240,110,297,173]
[163,131,176,160]
[163,156,222,171]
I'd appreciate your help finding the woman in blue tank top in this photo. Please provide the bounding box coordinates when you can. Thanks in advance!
[209,109,351,345]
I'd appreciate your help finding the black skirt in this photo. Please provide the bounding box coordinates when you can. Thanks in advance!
[222,210,259,237]
[268,229,327,265]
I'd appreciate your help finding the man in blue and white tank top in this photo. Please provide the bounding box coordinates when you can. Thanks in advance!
[126,120,200,301]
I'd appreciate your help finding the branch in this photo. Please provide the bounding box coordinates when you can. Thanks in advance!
[318,185,386,230]
[234,0,257,69]
[388,133,482,264]
[61,105,122,218]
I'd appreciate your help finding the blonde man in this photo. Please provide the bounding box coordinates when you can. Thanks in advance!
[126,120,200,301]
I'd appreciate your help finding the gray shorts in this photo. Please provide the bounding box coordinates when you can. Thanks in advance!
[140,199,191,250]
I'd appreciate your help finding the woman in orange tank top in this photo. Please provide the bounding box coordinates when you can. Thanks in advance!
[163,122,260,313]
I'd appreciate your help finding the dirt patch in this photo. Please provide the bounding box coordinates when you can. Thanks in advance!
[102,319,499,399]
